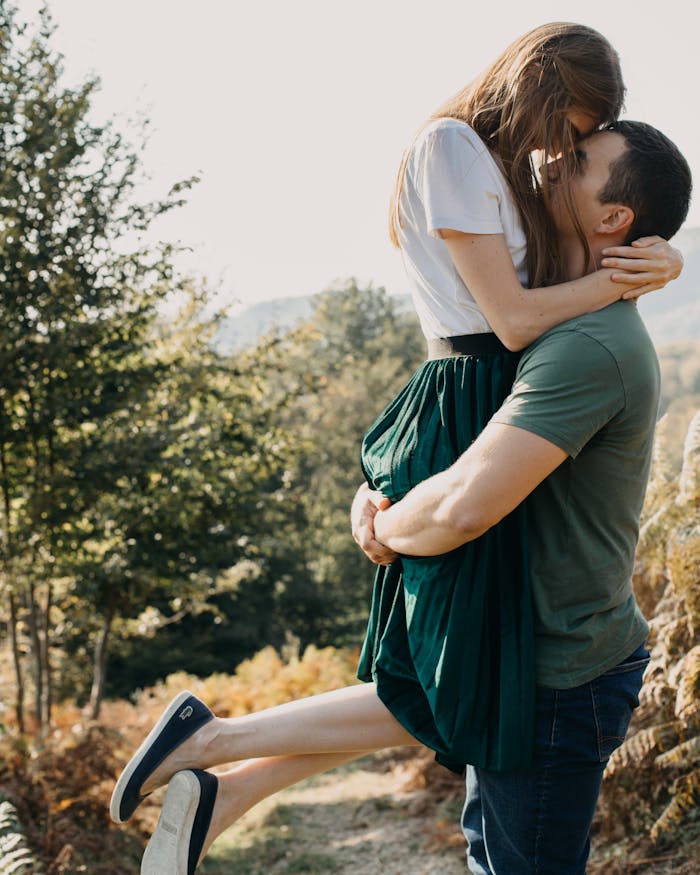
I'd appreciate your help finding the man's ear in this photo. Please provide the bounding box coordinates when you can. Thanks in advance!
[595,205,634,237]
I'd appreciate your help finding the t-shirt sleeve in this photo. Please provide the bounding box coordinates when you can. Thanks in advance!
[490,331,625,458]
[418,124,504,237]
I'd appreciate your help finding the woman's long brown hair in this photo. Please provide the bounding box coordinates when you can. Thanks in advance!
[389,22,625,287]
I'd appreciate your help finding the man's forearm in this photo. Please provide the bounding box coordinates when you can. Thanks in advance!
[373,465,486,556]
[371,422,568,558]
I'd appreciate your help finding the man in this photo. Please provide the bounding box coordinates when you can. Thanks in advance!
[352,120,692,874]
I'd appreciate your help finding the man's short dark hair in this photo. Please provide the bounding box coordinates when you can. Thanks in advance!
[599,120,692,243]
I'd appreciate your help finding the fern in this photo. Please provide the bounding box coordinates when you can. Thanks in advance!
[677,410,700,506]
[596,411,700,859]
[650,768,700,841]
[0,798,41,874]
[635,679,676,725]
[675,645,700,724]
[655,734,700,770]
[606,722,680,776]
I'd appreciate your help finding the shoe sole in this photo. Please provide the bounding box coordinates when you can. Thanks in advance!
[141,770,201,874]
[110,689,195,823]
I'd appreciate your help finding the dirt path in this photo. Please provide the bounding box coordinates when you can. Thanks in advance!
[198,753,468,875]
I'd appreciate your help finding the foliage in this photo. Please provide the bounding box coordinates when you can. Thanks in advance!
[0,642,360,872]
[252,279,424,647]
[0,1,312,724]
[0,795,39,874]
[590,409,700,866]
[0,720,142,873]
[124,641,359,723]
[62,285,305,704]
[0,0,202,729]
[656,342,700,474]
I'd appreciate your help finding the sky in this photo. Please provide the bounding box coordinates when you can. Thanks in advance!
[17,0,700,312]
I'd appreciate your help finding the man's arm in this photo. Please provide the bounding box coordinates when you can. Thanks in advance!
[372,421,567,556]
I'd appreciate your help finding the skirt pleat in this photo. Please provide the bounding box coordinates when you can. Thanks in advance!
[358,352,535,772]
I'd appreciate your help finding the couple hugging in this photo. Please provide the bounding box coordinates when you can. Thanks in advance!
[110,22,692,875]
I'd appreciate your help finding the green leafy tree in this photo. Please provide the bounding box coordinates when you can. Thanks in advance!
[0,2,194,730]
[257,280,424,646]
[57,286,305,716]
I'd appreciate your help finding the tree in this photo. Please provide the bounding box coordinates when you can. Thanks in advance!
[0,2,194,731]
[256,280,424,645]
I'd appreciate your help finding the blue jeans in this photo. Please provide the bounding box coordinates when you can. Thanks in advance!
[462,644,649,874]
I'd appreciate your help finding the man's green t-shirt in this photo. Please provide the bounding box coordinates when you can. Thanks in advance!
[491,301,659,688]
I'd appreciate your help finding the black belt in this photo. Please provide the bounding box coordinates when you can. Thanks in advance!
[427,333,507,359]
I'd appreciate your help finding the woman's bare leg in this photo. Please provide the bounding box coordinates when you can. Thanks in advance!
[143,682,418,794]
[198,751,368,862]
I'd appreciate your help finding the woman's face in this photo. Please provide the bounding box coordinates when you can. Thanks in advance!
[536,108,600,177]
[566,108,599,141]
[533,108,599,159]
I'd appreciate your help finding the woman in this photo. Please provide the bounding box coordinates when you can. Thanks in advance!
[111,23,682,873]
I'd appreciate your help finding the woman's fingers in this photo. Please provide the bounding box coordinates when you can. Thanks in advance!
[601,256,656,271]
[631,235,665,247]
[601,241,683,283]
[350,485,396,564]
[601,247,655,261]
[357,525,398,564]
[610,271,658,284]
[602,235,664,255]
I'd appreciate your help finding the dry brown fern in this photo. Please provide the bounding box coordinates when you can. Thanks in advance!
[675,645,700,725]
[677,410,700,507]
[634,679,677,726]
[650,768,700,841]
[646,414,675,504]
[606,722,681,777]
[655,735,700,770]
[668,531,700,637]
[594,412,700,862]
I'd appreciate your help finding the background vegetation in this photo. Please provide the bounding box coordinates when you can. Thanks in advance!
[0,3,699,872]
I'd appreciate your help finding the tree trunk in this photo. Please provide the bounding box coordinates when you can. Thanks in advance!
[24,580,43,730]
[40,580,52,728]
[0,437,24,732]
[89,612,113,720]
[8,590,25,733]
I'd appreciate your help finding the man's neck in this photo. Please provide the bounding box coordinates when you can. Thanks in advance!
[560,235,611,281]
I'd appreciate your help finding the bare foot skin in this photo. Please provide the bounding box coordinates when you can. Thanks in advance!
[195,767,249,863]
[141,719,221,796]
[196,753,361,866]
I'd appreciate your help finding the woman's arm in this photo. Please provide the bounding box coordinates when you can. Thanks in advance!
[442,231,681,351]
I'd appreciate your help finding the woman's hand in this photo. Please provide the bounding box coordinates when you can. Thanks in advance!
[351,483,398,566]
[601,236,683,300]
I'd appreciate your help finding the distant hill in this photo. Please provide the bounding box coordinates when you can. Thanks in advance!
[215,289,415,354]
[216,228,700,353]
[215,294,317,353]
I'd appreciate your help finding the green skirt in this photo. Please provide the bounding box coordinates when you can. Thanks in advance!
[357,349,535,772]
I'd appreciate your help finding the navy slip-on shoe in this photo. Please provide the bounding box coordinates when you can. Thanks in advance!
[141,769,218,875]
[110,690,214,824]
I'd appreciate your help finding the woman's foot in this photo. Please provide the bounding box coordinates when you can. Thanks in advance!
[110,690,215,823]
[141,770,218,875]
[141,752,371,873]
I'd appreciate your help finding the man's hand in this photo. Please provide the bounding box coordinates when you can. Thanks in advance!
[351,483,399,566]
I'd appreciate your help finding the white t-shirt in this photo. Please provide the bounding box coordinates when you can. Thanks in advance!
[397,117,528,339]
